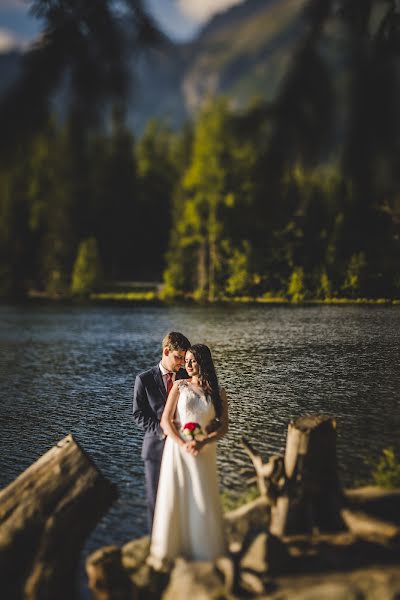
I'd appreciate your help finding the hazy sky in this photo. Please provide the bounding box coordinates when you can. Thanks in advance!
[0,0,38,50]
[0,0,246,51]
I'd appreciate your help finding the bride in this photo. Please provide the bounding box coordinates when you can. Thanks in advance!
[148,343,229,568]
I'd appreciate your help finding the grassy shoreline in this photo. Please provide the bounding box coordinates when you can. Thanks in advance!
[88,292,400,305]
[6,289,398,305]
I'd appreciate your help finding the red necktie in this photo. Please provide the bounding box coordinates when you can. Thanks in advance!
[166,372,173,397]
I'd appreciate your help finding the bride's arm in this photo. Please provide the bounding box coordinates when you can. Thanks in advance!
[160,381,187,448]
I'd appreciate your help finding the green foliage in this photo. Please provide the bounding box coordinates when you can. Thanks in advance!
[71,237,103,296]
[0,154,33,297]
[165,99,237,301]
[224,240,252,296]
[135,120,185,280]
[220,486,259,513]
[317,269,332,300]
[92,109,138,280]
[161,256,185,300]
[369,447,400,488]
[1,90,400,301]
[342,252,367,298]
[287,267,305,302]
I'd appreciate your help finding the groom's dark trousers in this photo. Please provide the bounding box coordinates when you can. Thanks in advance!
[132,365,188,532]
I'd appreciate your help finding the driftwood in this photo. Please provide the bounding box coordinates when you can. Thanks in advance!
[242,414,400,546]
[244,415,345,535]
[241,438,284,500]
[0,434,117,600]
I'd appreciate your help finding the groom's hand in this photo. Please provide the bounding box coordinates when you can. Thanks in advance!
[184,439,207,456]
[184,440,198,455]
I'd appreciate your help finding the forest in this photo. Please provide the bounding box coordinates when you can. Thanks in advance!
[1,97,399,302]
[1,0,400,302]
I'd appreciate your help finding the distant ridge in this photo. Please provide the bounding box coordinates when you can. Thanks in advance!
[197,0,284,39]
[0,0,309,131]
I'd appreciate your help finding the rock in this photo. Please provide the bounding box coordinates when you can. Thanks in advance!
[122,536,169,599]
[121,536,150,574]
[238,530,289,595]
[215,555,236,594]
[240,531,289,575]
[87,536,170,600]
[162,558,227,600]
[353,565,400,599]
[289,581,361,600]
[340,508,400,540]
[345,487,400,525]
[240,570,265,595]
[267,564,400,599]
[240,531,269,574]
[86,545,135,600]
[224,496,270,553]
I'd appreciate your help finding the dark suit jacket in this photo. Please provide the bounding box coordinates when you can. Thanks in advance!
[132,365,189,460]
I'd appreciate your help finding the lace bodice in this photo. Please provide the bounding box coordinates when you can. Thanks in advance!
[175,380,216,430]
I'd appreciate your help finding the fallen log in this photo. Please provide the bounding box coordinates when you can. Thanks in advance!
[340,508,400,541]
[0,434,117,600]
[345,486,400,525]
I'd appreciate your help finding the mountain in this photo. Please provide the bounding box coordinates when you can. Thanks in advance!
[0,0,308,132]
[182,0,305,111]
[130,0,307,130]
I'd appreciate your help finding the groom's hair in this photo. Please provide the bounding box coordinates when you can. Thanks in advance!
[162,331,190,352]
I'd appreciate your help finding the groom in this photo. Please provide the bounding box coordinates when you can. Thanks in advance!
[133,331,191,531]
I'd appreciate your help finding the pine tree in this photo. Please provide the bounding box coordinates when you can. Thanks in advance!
[71,237,103,296]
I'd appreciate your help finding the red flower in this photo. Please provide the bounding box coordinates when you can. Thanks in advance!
[183,422,198,431]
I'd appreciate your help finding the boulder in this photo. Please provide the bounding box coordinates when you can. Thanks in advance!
[224,496,269,552]
[162,558,227,600]
[86,545,134,600]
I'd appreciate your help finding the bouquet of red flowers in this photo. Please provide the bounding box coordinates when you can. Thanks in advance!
[180,421,206,441]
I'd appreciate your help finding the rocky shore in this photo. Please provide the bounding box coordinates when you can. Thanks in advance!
[85,486,400,599]
[1,417,399,599]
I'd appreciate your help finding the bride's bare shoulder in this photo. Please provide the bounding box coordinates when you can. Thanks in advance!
[176,378,191,387]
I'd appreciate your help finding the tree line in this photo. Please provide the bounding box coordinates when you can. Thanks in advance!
[164,99,400,301]
[1,98,399,301]
[0,110,182,297]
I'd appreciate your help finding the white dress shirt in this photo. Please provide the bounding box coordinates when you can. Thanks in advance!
[159,361,175,391]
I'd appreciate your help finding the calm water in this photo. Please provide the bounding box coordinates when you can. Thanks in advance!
[1,302,400,581]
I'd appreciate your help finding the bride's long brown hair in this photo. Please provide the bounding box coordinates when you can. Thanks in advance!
[188,344,222,419]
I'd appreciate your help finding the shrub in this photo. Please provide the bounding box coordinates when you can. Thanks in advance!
[288,267,305,302]
[369,447,400,488]
[220,486,259,512]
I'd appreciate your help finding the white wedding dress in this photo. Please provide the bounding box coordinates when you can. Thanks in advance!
[148,380,226,567]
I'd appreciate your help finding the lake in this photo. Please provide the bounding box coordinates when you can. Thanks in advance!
[1,302,400,579]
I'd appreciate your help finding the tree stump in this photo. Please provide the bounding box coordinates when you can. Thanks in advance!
[0,434,117,600]
[270,415,345,536]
